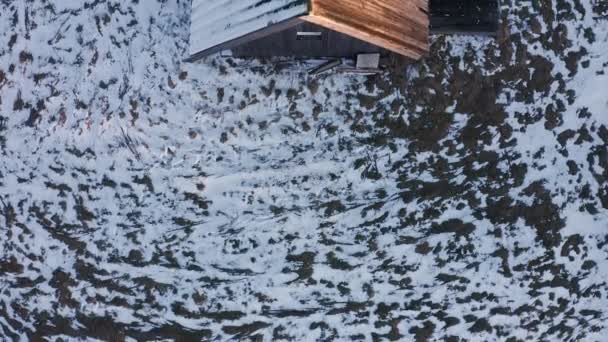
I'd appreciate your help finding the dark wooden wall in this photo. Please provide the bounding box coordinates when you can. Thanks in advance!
[230,21,389,58]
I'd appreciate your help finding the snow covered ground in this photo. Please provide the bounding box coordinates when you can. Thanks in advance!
[0,0,607,340]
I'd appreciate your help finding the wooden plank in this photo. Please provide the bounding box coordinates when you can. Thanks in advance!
[311,0,429,39]
[309,0,429,59]
[308,59,342,75]
[303,15,426,60]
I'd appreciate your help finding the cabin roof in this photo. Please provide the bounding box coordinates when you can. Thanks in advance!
[305,0,428,59]
[189,0,308,57]
[187,0,430,61]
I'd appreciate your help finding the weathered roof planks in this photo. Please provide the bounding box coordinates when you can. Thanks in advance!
[306,0,429,59]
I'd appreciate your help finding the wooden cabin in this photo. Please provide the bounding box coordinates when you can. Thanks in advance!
[185,0,499,63]
[185,0,430,62]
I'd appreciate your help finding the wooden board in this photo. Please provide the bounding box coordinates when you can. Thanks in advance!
[306,0,429,59]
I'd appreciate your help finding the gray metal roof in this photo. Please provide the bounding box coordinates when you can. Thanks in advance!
[189,0,309,58]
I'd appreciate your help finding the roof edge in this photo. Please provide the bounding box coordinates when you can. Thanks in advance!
[302,15,428,60]
[184,16,305,63]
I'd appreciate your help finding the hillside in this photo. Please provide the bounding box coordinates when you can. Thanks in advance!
[0,0,607,340]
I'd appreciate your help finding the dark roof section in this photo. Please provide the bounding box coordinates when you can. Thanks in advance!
[430,0,499,35]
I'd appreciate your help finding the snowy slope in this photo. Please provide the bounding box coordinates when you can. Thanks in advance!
[0,0,607,341]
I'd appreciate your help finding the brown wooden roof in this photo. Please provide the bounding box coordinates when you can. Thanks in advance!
[304,0,429,59]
